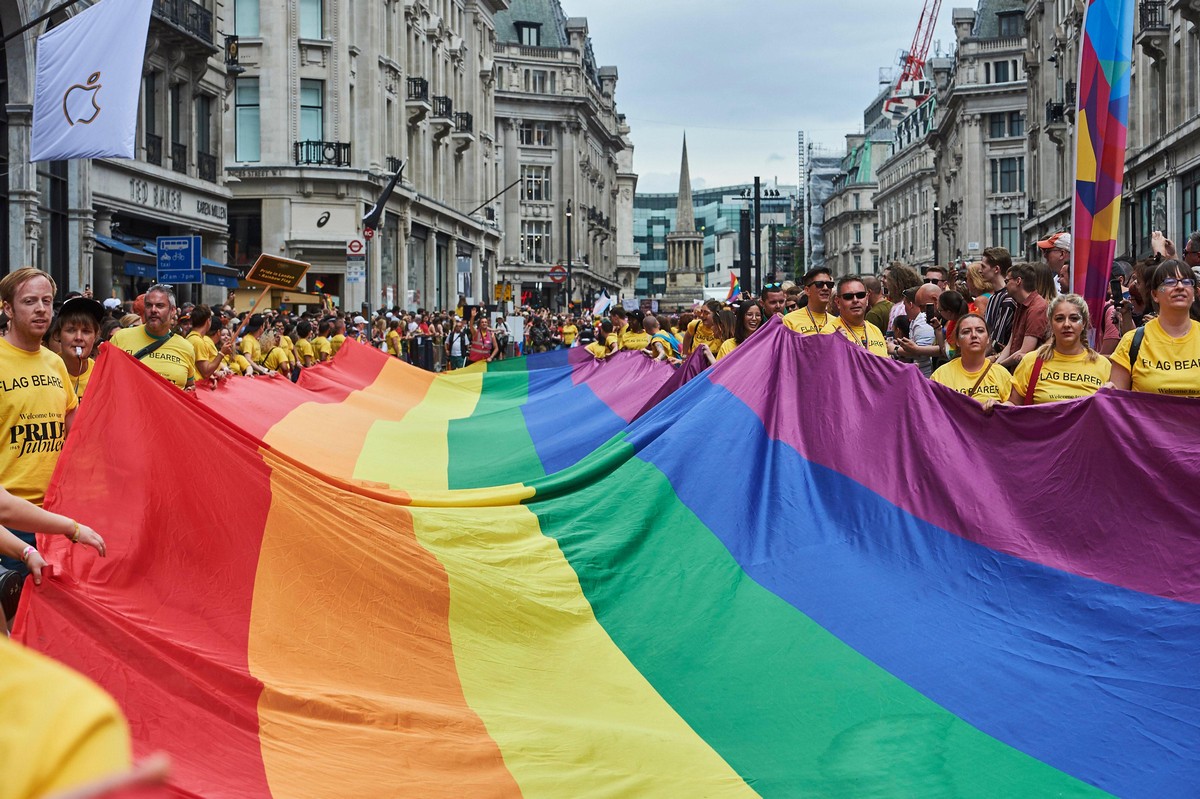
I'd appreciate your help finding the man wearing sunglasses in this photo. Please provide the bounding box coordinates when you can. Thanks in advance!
[819,276,889,357]
[922,266,949,290]
[760,282,788,317]
[783,267,836,335]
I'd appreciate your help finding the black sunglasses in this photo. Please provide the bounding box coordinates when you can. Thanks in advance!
[807,280,835,289]
[923,278,940,284]
[840,291,868,300]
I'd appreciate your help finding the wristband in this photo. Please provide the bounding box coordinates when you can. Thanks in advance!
[71,520,81,543]
[20,545,36,563]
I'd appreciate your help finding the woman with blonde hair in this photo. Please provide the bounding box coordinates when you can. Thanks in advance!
[965,262,993,315]
[1010,294,1111,405]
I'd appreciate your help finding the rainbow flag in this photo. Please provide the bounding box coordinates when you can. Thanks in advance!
[1072,0,1135,335]
[16,318,1200,796]
[726,274,741,302]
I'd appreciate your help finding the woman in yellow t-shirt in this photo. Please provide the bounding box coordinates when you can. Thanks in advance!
[683,300,723,356]
[1110,259,1200,397]
[1011,294,1111,404]
[930,313,1012,410]
[697,309,736,366]
[258,330,290,373]
[716,301,764,360]
[619,313,652,351]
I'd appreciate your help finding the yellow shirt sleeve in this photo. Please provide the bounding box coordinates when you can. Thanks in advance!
[715,338,737,360]
[0,639,131,798]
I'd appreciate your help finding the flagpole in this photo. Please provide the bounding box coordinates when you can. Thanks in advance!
[1,0,87,45]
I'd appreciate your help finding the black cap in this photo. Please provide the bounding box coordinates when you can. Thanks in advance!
[58,296,105,326]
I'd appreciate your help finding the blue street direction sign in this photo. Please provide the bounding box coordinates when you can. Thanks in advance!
[156,236,202,283]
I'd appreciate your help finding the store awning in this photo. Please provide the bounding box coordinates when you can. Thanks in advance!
[96,234,155,263]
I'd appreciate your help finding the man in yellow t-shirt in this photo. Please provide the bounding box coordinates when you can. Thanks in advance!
[1111,317,1200,397]
[294,319,316,367]
[385,319,402,357]
[186,306,233,381]
[819,277,889,358]
[330,319,347,354]
[312,319,334,363]
[109,285,197,390]
[1011,349,1111,404]
[784,267,836,335]
[237,314,265,366]
[561,319,579,347]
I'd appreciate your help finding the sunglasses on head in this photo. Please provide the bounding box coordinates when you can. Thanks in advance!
[807,280,835,289]
[762,282,784,291]
[840,291,868,300]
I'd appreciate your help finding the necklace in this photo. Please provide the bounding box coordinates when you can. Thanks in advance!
[805,306,828,331]
[841,319,869,348]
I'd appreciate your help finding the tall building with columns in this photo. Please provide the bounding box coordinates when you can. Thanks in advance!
[661,136,704,309]
[224,0,506,312]
[492,0,636,310]
[0,0,235,304]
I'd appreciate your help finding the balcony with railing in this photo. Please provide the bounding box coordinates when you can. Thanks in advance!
[407,77,431,125]
[145,133,163,166]
[171,142,188,174]
[294,140,351,167]
[431,96,453,141]
[151,0,216,54]
[452,111,474,153]
[1046,101,1066,125]
[198,151,217,182]
[387,156,403,174]
[1137,1,1169,62]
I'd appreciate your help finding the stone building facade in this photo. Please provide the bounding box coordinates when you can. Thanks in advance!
[874,84,944,271]
[0,0,234,303]
[492,1,635,311]
[822,131,892,277]
[224,0,506,312]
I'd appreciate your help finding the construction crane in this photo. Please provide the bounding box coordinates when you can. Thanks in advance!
[884,0,943,117]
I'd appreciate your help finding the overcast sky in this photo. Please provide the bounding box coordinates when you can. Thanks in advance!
[569,0,958,193]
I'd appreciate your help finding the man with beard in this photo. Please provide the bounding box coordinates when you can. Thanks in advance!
[110,283,197,390]
[819,276,889,357]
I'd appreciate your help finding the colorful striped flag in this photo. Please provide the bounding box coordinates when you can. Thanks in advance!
[726,274,741,302]
[1072,0,1135,337]
[15,318,1200,796]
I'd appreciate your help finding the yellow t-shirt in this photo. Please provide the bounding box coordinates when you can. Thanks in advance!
[238,334,262,364]
[67,358,94,401]
[279,334,297,364]
[330,334,346,355]
[649,332,679,359]
[187,331,219,366]
[783,307,832,336]
[585,341,609,359]
[620,331,652,351]
[561,324,579,346]
[262,346,289,373]
[1111,318,1200,397]
[0,337,78,504]
[0,639,131,799]
[313,336,333,362]
[819,318,889,358]
[686,319,722,351]
[604,333,620,352]
[715,338,738,360]
[295,337,315,365]
[232,353,252,375]
[386,330,401,357]
[931,359,1013,404]
[1012,349,1112,404]
[110,326,197,389]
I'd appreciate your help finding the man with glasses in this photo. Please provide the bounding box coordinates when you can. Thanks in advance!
[784,267,836,335]
[760,282,787,317]
[991,263,1048,370]
[819,276,888,357]
[109,284,197,390]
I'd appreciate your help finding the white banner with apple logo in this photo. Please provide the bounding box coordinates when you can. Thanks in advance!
[30,0,153,162]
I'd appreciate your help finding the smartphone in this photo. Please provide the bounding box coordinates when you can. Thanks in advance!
[924,303,937,322]
[1110,278,1123,305]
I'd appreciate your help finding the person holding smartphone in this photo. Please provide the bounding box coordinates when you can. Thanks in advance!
[894,283,944,376]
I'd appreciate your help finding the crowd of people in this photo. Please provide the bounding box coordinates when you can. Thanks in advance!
[3,227,1200,627]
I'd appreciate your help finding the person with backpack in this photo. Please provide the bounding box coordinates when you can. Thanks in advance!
[1109,259,1200,397]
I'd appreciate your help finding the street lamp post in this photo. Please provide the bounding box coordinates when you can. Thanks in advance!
[565,199,573,312]
[932,202,940,268]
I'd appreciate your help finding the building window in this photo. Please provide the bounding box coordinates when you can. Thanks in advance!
[991,213,1020,254]
[1182,168,1200,239]
[169,84,183,145]
[989,113,1006,138]
[144,72,158,135]
[1135,183,1169,256]
[990,156,1024,193]
[521,165,551,201]
[515,21,540,46]
[195,94,212,154]
[524,69,554,94]
[853,223,862,243]
[521,220,551,263]
[992,60,1010,83]
[234,0,259,36]
[299,0,322,38]
[998,11,1024,38]
[518,121,552,146]
[300,79,323,141]
[36,160,68,290]
[235,77,260,162]
[1008,110,1025,137]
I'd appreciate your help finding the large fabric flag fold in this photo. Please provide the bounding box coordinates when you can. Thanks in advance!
[31,0,153,162]
[1071,0,1135,334]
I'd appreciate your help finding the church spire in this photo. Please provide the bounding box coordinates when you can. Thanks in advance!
[675,134,695,233]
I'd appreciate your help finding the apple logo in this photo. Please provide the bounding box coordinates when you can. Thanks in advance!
[62,71,102,127]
